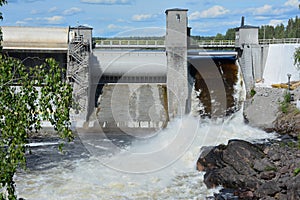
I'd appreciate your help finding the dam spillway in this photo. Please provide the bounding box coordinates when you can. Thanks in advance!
[89,50,167,84]
[89,50,241,129]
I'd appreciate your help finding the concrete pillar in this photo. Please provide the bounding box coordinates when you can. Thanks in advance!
[165,8,189,118]
[235,17,259,93]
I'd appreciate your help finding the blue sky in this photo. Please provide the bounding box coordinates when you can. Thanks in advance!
[1,0,299,37]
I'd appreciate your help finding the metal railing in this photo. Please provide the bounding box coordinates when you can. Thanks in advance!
[192,40,235,47]
[259,38,300,45]
[95,40,165,48]
[95,38,300,48]
[67,37,89,111]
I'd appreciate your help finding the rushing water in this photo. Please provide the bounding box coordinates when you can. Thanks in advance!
[14,56,278,199]
[15,112,277,200]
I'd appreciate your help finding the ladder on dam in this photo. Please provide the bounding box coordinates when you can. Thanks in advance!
[67,36,90,115]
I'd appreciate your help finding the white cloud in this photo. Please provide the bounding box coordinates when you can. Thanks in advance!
[119,27,165,37]
[117,18,126,22]
[107,24,131,30]
[189,5,229,20]
[107,24,119,29]
[246,4,289,16]
[16,21,27,25]
[24,18,34,21]
[269,19,285,26]
[253,4,272,15]
[284,0,299,7]
[190,19,242,35]
[48,7,58,13]
[30,9,40,14]
[63,7,82,15]
[80,0,131,4]
[132,14,153,21]
[44,16,64,24]
[255,16,271,21]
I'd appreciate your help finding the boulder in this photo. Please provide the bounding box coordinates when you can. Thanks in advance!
[198,140,264,191]
[198,139,300,199]
[243,87,284,130]
[254,181,281,197]
[287,175,300,200]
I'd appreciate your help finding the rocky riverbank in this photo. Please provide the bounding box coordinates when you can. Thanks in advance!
[197,86,300,199]
[198,139,300,199]
[244,86,300,136]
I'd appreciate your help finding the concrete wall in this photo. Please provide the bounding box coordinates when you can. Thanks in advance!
[235,27,259,48]
[2,26,69,50]
[238,43,300,92]
[263,44,300,85]
[97,84,168,129]
[165,8,189,118]
[87,50,168,123]
[89,50,167,78]
[238,44,261,92]
[235,26,260,92]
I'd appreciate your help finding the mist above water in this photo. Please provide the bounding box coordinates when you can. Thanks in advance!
[15,56,278,199]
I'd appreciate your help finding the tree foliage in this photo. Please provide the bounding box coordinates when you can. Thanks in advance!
[258,17,300,39]
[0,1,74,199]
[0,56,74,200]
[189,15,299,41]
[295,47,300,70]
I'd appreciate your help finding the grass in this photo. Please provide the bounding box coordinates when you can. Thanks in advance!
[250,88,256,97]
[280,91,291,113]
[294,167,300,176]
[264,165,277,172]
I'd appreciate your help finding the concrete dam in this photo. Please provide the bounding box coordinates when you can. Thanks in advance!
[88,49,240,130]
[2,9,300,131]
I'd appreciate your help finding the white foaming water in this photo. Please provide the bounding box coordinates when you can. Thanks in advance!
[233,60,246,107]
[15,110,277,200]
[15,60,277,199]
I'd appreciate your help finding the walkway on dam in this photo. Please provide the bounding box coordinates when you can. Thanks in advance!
[94,38,300,49]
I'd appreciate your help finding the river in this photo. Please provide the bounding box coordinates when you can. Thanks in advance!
[14,56,277,199]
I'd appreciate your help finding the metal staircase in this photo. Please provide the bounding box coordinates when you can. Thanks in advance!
[67,36,90,117]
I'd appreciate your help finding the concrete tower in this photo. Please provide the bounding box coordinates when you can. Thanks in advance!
[235,16,259,94]
[165,8,189,118]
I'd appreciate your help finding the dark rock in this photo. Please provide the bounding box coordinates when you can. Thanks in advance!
[279,134,294,142]
[254,180,281,197]
[287,175,300,200]
[273,107,300,138]
[270,153,281,161]
[275,193,288,199]
[277,174,290,190]
[197,145,226,171]
[214,188,239,200]
[260,171,276,180]
[279,165,289,174]
[197,146,214,171]
[198,139,300,200]
[253,158,276,172]
[238,190,254,199]
[204,166,261,190]
[199,140,265,190]
[222,140,263,176]
[260,196,275,200]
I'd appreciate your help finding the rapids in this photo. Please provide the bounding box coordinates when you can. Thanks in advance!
[14,56,278,200]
